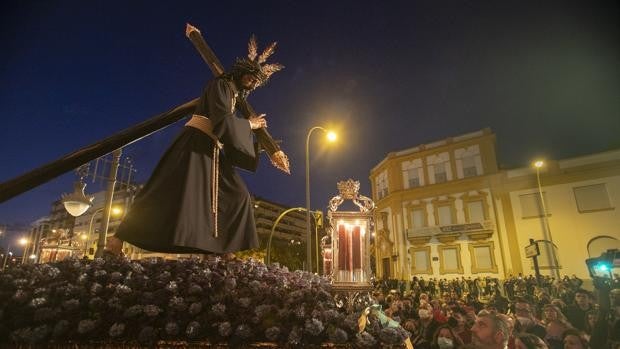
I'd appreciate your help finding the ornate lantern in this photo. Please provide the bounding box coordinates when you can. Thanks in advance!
[326,179,375,290]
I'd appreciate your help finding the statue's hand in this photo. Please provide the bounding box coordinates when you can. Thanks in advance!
[249,113,267,129]
[269,150,290,174]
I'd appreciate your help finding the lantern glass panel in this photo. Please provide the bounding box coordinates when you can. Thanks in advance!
[333,217,370,284]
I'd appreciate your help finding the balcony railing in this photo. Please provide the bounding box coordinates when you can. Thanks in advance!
[407,219,495,239]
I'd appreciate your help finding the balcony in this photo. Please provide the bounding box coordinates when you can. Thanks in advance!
[407,220,495,243]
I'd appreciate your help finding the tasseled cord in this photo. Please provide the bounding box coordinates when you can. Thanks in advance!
[185,114,223,238]
[211,144,219,238]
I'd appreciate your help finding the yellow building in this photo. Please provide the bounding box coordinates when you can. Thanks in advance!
[370,128,620,281]
[500,149,620,279]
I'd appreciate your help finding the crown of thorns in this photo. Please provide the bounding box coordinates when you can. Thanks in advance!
[232,35,284,85]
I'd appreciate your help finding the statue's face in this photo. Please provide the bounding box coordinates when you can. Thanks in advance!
[239,74,260,90]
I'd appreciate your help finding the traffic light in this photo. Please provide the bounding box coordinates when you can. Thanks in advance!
[592,261,611,275]
[314,210,323,228]
[586,249,617,281]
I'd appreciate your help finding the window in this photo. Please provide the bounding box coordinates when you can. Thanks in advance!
[438,205,452,225]
[402,159,425,189]
[574,184,613,212]
[443,249,458,270]
[469,242,498,273]
[407,168,421,188]
[462,156,478,177]
[410,247,432,274]
[519,193,550,218]
[414,251,429,271]
[467,200,485,222]
[434,163,447,183]
[411,208,425,229]
[438,245,463,273]
[473,246,492,269]
[376,171,389,199]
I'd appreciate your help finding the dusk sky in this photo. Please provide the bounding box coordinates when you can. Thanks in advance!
[1,1,619,242]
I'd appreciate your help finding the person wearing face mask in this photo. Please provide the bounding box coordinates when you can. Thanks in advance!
[431,325,464,349]
[414,304,442,349]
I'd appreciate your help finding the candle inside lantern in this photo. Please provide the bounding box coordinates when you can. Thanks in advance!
[352,225,361,269]
[323,248,332,276]
[336,222,365,282]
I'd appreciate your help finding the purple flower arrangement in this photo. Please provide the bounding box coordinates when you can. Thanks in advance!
[0,257,408,347]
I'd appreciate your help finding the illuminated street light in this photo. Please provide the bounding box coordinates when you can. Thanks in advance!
[305,126,338,272]
[62,181,94,217]
[326,131,337,142]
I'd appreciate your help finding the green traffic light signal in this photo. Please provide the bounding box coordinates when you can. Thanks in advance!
[595,263,610,272]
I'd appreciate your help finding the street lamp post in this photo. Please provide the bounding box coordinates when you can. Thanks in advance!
[305,127,337,272]
[314,211,323,273]
[266,207,305,265]
[84,206,122,259]
[266,207,322,267]
[19,237,28,265]
[533,160,560,279]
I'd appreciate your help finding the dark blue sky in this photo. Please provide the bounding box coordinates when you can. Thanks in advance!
[1,1,619,241]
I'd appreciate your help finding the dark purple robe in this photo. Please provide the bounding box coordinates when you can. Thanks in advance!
[115,77,259,254]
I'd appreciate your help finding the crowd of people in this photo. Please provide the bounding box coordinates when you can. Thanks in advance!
[372,274,619,349]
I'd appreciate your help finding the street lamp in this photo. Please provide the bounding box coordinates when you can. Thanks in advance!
[306,126,337,272]
[533,160,560,279]
[62,180,94,217]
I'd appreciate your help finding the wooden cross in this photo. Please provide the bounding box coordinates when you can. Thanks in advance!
[185,24,290,174]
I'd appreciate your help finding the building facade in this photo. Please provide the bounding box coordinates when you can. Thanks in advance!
[501,150,620,279]
[370,128,620,281]
[31,184,138,262]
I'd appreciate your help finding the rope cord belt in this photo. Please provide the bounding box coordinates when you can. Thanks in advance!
[185,114,223,238]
